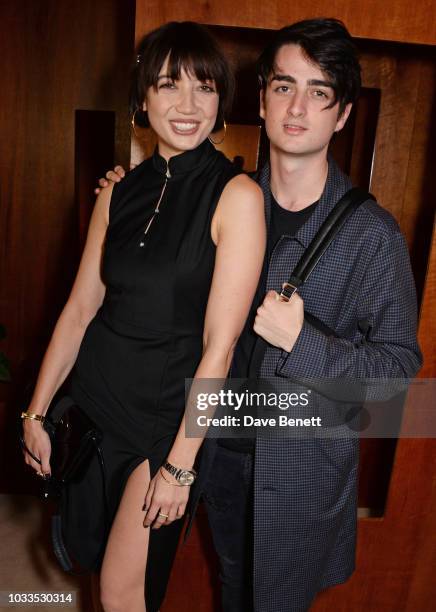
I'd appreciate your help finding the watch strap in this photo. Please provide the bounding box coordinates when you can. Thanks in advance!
[163,461,197,481]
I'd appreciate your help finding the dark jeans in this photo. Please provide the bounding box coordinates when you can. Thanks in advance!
[202,445,254,612]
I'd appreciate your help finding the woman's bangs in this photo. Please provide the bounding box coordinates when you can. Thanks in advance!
[165,47,221,89]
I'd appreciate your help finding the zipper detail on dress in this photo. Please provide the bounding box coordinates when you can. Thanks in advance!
[139,165,171,247]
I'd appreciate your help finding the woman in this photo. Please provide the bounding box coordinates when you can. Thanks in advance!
[21,21,265,612]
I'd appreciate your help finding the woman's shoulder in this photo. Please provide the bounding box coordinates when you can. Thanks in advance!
[223,172,263,201]
[213,173,264,230]
[211,169,265,245]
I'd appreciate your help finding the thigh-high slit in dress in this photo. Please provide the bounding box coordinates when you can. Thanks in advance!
[64,140,240,610]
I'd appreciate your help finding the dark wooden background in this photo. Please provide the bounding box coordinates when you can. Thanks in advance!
[0,0,135,492]
[1,1,435,610]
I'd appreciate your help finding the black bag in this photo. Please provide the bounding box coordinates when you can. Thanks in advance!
[249,187,374,375]
[42,397,103,493]
[20,396,108,573]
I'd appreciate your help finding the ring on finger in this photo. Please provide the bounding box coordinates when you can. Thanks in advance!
[158,512,169,519]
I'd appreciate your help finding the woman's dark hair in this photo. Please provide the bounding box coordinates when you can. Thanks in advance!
[130,21,234,132]
[257,18,361,116]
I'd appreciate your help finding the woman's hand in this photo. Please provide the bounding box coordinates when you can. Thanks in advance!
[143,469,189,529]
[22,419,52,477]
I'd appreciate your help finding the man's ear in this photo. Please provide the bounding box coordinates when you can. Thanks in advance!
[142,99,147,112]
[259,89,266,120]
[334,103,352,133]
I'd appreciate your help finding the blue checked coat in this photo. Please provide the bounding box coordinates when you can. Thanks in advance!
[191,157,422,612]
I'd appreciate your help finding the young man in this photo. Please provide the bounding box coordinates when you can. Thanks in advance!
[99,18,421,612]
[190,18,421,612]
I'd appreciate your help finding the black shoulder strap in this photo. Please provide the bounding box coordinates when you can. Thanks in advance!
[280,187,374,301]
[248,187,374,376]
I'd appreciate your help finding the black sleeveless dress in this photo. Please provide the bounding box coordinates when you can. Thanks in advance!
[64,140,240,608]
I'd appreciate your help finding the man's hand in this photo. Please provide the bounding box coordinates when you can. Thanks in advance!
[94,165,129,195]
[253,289,304,352]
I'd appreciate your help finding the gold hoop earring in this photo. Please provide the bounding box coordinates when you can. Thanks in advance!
[131,109,141,139]
[208,121,227,145]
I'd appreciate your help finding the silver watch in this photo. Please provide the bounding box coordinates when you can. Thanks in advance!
[163,461,197,486]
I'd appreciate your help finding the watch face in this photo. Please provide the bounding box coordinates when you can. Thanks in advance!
[179,471,195,485]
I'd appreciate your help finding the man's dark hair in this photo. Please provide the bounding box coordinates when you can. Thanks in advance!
[257,18,361,116]
[130,21,234,132]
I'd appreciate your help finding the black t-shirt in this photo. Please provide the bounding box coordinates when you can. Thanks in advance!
[218,194,318,453]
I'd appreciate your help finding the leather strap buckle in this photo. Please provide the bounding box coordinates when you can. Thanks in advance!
[279,283,298,302]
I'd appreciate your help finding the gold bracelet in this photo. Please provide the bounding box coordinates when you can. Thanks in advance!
[21,411,45,424]
[159,467,184,487]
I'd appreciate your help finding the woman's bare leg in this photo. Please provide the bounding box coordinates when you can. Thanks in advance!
[99,460,151,612]
[90,573,103,611]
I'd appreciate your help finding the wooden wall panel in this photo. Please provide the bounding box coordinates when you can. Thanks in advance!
[402,55,436,299]
[75,110,116,251]
[136,0,436,46]
[402,224,436,610]
[1,1,433,609]
[357,44,436,300]
[0,0,135,492]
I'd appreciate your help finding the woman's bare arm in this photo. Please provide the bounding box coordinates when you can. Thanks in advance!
[23,185,113,473]
[144,173,266,526]
[168,174,265,465]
